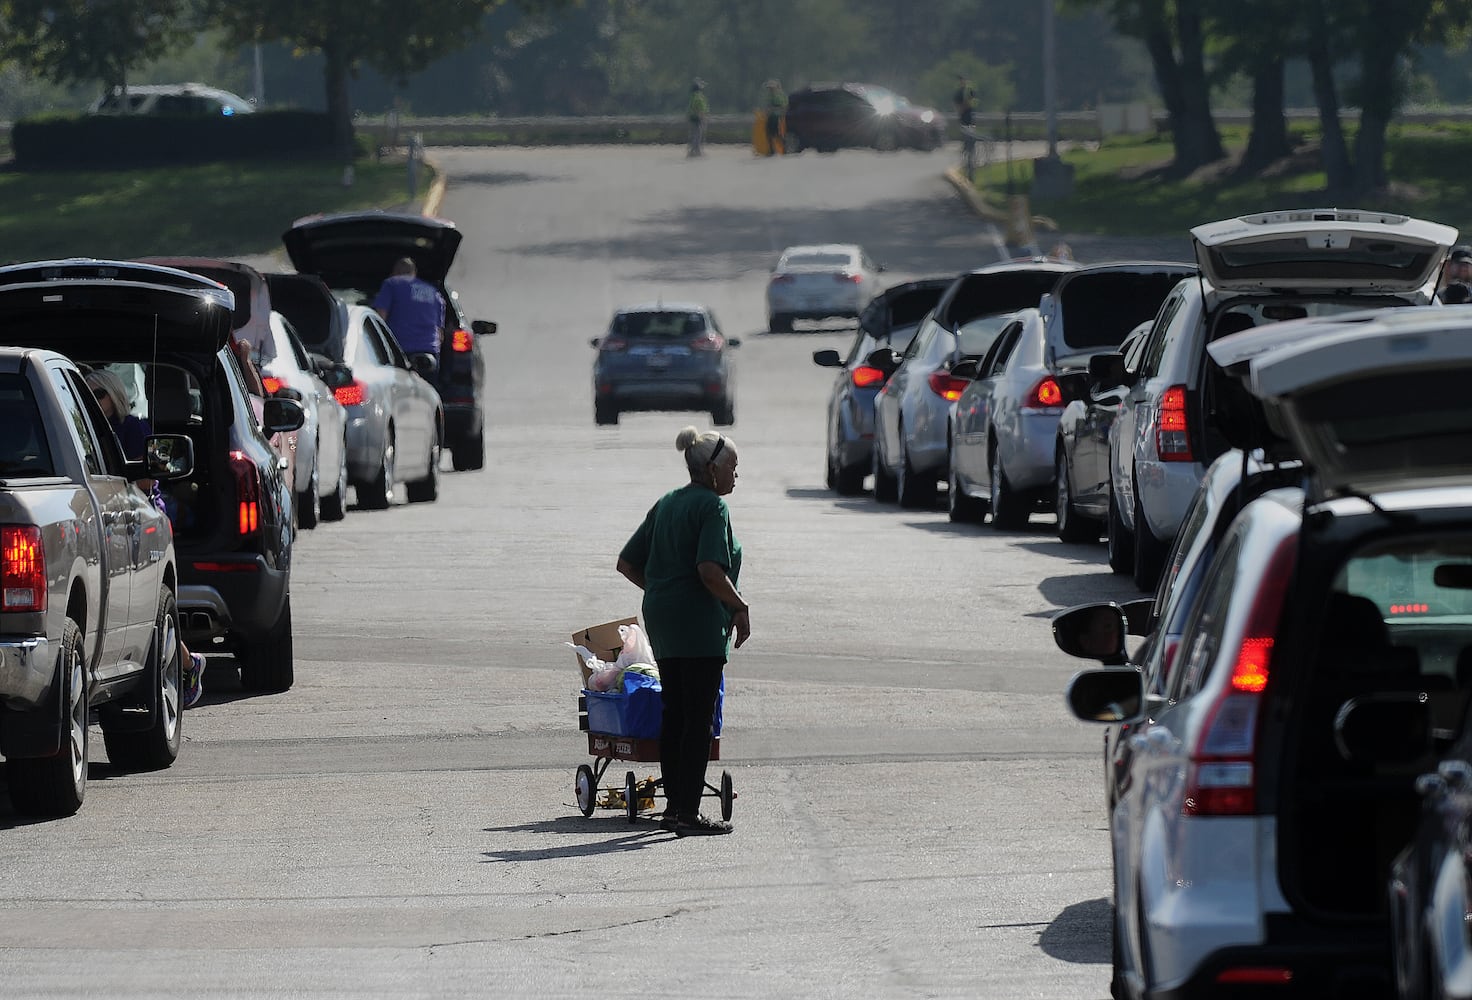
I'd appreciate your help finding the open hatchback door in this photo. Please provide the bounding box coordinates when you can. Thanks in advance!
[282,211,462,291]
[1208,307,1472,498]
[1191,209,1457,300]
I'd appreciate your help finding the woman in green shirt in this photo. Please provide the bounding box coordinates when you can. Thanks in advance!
[617,427,749,836]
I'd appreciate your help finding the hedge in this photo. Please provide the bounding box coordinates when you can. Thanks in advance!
[12,111,338,169]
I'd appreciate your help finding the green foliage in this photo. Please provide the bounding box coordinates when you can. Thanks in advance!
[1,0,201,90]
[916,53,1015,116]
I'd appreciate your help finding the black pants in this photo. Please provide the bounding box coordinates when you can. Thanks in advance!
[657,655,724,816]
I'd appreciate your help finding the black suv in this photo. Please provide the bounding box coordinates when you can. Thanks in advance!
[784,83,945,154]
[0,260,306,693]
[283,212,497,470]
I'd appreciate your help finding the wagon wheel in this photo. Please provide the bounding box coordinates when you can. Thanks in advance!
[624,771,639,824]
[720,770,735,821]
[575,764,597,818]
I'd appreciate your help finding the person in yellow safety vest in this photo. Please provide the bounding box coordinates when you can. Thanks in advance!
[762,79,787,156]
[687,79,709,158]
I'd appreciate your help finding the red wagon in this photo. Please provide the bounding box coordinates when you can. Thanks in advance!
[573,701,734,823]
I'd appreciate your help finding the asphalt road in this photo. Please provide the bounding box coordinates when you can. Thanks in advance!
[0,144,1193,998]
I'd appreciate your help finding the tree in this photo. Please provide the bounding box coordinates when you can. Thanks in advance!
[1,0,200,95]
[1203,0,1293,174]
[206,1,523,157]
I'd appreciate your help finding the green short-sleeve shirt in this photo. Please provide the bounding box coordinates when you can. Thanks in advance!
[620,484,742,659]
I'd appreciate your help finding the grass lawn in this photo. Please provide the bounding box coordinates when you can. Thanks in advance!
[976,123,1472,237]
[0,157,424,264]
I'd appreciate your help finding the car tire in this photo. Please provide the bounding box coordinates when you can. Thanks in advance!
[712,398,736,426]
[406,429,441,503]
[768,313,794,334]
[296,452,321,530]
[875,129,898,152]
[785,132,803,154]
[594,403,619,426]
[358,428,395,510]
[896,436,936,509]
[238,597,294,693]
[948,450,986,523]
[1107,490,1134,576]
[8,617,87,817]
[1132,493,1167,592]
[320,445,348,522]
[872,445,898,503]
[1056,448,1101,544]
[450,425,485,471]
[833,457,866,497]
[988,445,1028,530]
[102,587,183,771]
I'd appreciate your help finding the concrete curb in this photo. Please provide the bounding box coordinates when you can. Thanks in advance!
[421,158,448,217]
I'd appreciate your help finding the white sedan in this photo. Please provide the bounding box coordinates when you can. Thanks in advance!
[765,243,883,333]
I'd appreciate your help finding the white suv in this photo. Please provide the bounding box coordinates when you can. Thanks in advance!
[1108,209,1457,591]
[90,83,255,117]
[1062,306,1472,999]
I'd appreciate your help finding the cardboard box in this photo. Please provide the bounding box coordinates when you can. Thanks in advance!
[571,616,639,686]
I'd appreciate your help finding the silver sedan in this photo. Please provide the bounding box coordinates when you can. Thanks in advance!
[259,311,349,528]
[765,244,883,333]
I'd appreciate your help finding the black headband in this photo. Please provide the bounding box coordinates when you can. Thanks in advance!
[708,435,726,464]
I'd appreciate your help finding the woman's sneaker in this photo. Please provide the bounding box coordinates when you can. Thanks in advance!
[675,813,732,837]
[182,652,206,709]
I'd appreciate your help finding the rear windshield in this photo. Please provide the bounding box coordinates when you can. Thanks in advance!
[613,311,707,338]
[1059,272,1190,350]
[785,253,852,268]
[950,271,1062,326]
[1208,239,1438,283]
[0,374,56,478]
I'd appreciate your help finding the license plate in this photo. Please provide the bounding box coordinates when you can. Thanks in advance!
[646,355,671,369]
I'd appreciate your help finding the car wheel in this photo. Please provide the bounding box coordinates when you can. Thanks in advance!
[296,451,321,530]
[785,132,803,154]
[406,429,441,503]
[358,428,395,510]
[450,425,485,471]
[594,403,619,426]
[320,444,348,522]
[768,313,794,334]
[948,449,986,523]
[238,597,294,693]
[833,455,866,497]
[875,128,898,152]
[1107,490,1134,576]
[872,444,898,503]
[712,398,736,426]
[896,435,936,509]
[1132,493,1167,592]
[101,588,183,771]
[8,617,87,817]
[1056,448,1101,544]
[989,445,1028,530]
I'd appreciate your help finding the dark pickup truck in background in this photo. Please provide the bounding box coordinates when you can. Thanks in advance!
[0,347,194,817]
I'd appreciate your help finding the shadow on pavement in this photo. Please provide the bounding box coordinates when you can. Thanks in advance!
[481,816,670,863]
[1038,896,1112,964]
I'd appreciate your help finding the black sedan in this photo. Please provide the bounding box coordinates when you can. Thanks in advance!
[783,83,945,154]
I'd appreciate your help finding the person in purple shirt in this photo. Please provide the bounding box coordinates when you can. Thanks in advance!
[372,257,446,357]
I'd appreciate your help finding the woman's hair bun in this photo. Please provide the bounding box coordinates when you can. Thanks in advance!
[675,426,700,451]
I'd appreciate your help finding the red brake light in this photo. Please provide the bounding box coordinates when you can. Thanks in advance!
[1025,376,1064,409]
[1216,968,1293,986]
[691,332,724,352]
[1156,384,1192,461]
[261,376,283,395]
[1183,534,1296,817]
[927,371,970,402]
[333,380,367,407]
[1,525,46,613]
[450,328,473,353]
[600,337,629,352]
[851,365,886,388]
[229,450,261,537]
[835,272,863,284]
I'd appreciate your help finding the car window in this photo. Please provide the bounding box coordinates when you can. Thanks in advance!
[282,321,313,372]
[371,315,410,368]
[615,311,705,338]
[358,317,389,366]
[0,373,58,477]
[48,367,102,475]
[1148,488,1216,694]
[904,318,939,361]
[1170,530,1245,702]
[957,313,1014,360]
[1122,327,1150,371]
[1139,293,1187,378]
[785,253,852,268]
[980,320,1024,378]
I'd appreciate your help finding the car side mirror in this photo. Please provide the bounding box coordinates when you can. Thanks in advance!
[1119,598,1154,637]
[1052,602,1129,665]
[726,337,742,348]
[262,397,306,435]
[813,349,843,368]
[948,358,980,381]
[866,347,900,372]
[1055,369,1090,405]
[272,385,304,403]
[472,319,497,336]
[1088,351,1127,389]
[135,434,194,481]
[409,353,439,380]
[1335,693,1433,765]
[1065,668,1145,724]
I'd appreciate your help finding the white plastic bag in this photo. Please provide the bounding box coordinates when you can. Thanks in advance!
[614,623,657,671]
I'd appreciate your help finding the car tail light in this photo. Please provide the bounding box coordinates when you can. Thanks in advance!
[691,333,725,352]
[599,337,629,352]
[1216,968,1293,986]
[261,376,283,395]
[229,450,261,537]
[851,365,886,388]
[450,328,473,353]
[1183,534,1296,817]
[769,275,794,285]
[1156,385,1193,461]
[1023,376,1064,410]
[333,379,367,407]
[835,272,863,284]
[927,371,971,402]
[1,526,45,613]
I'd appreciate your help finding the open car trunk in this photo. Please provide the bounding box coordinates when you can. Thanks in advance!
[283,212,462,293]
[1041,263,1196,369]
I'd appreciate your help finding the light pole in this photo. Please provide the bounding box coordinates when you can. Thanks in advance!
[1031,0,1074,199]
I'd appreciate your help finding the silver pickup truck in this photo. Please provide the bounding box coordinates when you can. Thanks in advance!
[0,347,193,817]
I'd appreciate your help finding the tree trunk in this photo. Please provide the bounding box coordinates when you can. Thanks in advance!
[1173,0,1224,172]
[1142,25,1187,144]
[1352,0,1407,193]
[1240,58,1290,174]
[323,40,355,162]
[1305,3,1352,193]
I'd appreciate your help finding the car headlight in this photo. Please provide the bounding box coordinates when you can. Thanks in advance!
[920,111,934,124]
[873,97,896,116]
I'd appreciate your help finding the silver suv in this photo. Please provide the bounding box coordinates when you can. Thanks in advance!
[1108,209,1457,591]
